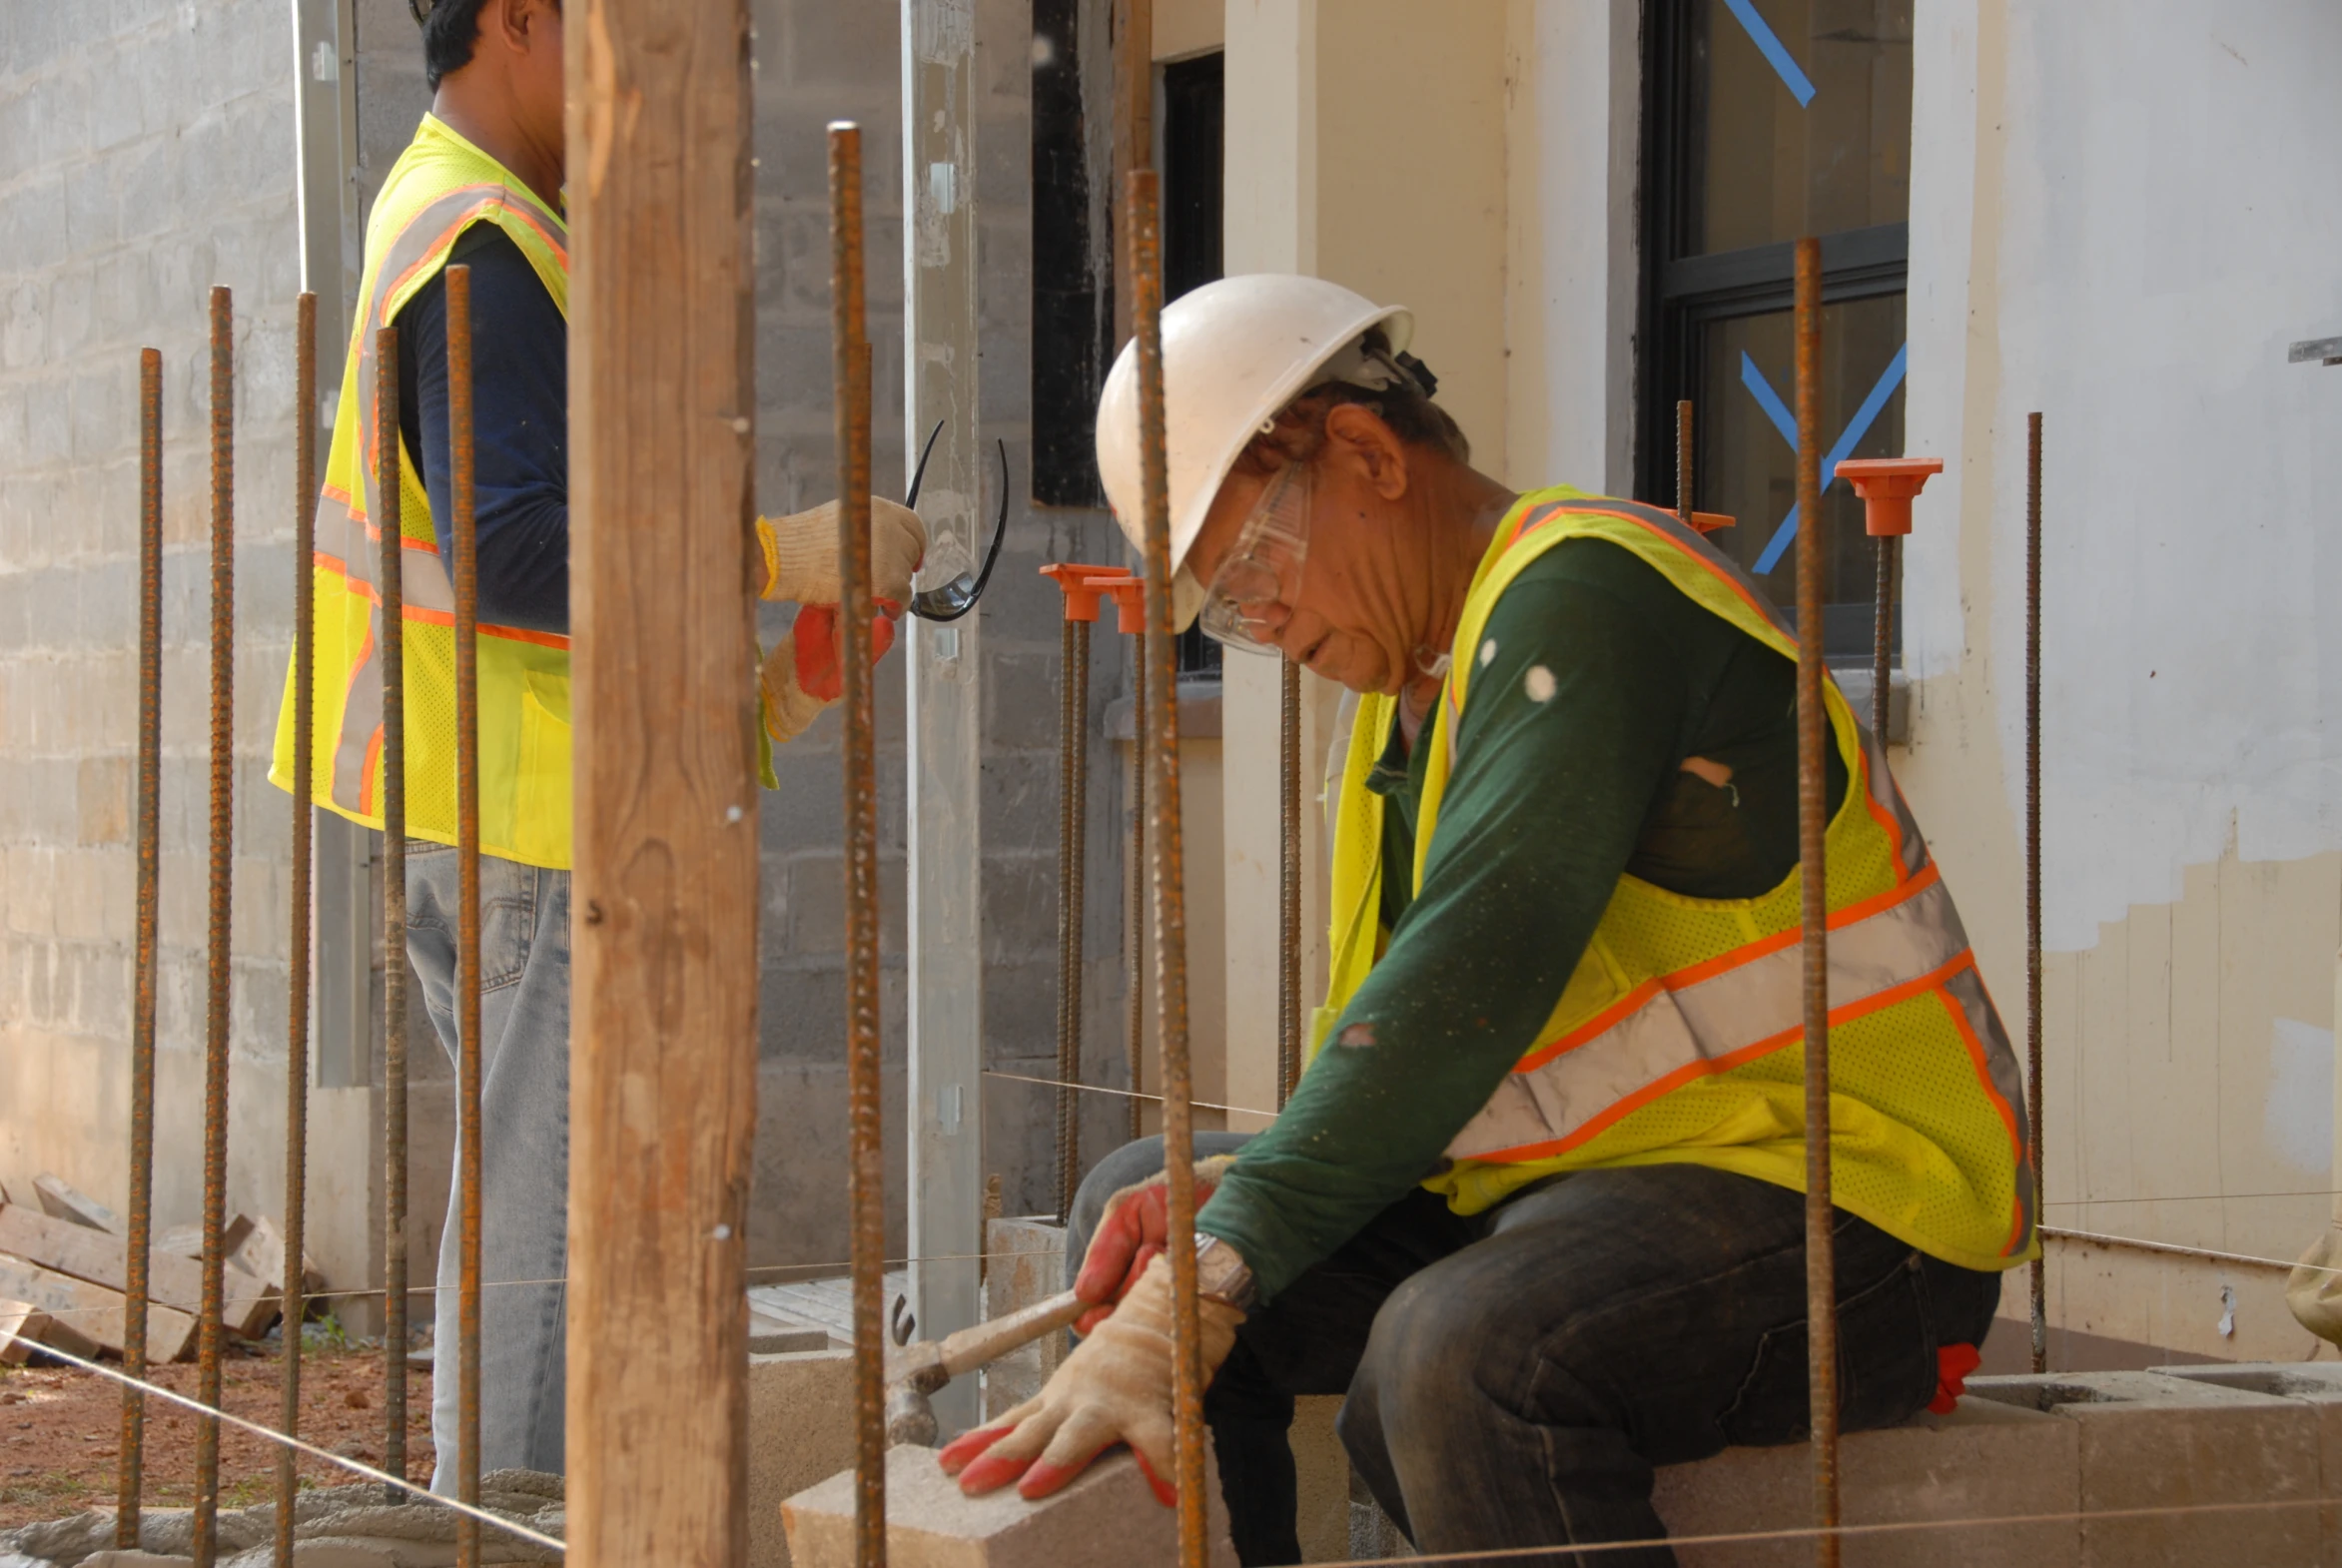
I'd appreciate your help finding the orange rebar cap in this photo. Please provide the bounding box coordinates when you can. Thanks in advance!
[1834,457,1946,537]
[1090,573,1146,635]
[1041,562,1120,623]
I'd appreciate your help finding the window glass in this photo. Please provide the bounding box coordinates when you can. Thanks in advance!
[1691,0,1914,255]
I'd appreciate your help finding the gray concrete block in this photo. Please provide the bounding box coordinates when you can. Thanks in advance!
[1966,1369,2321,1567]
[1656,1395,2078,1568]
[981,1214,1068,1420]
[783,1441,1236,1568]
[2154,1362,2342,1567]
[749,1345,860,1568]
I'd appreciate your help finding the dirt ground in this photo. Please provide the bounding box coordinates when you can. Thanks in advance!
[0,1342,433,1531]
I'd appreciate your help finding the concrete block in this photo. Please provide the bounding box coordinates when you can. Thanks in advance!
[1655,1396,2078,1568]
[982,1215,1067,1420]
[783,1442,1235,1568]
[748,1345,860,1568]
[1966,1369,2321,1566]
[1291,1394,1351,1564]
[2154,1361,2342,1567]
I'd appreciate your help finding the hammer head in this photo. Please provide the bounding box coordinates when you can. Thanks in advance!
[885,1365,947,1447]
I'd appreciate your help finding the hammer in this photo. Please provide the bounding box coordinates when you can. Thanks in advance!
[884,1288,1091,1446]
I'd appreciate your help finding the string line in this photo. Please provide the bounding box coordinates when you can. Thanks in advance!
[19,1339,566,1552]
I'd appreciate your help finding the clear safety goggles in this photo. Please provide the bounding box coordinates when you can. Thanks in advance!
[1197,462,1313,653]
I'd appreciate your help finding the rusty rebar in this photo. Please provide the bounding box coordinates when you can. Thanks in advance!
[276,290,319,1568]
[1128,167,1206,1568]
[1277,656,1301,1107]
[1675,398,1694,526]
[1126,647,1148,1142]
[831,121,888,1568]
[194,283,235,1568]
[2027,410,2045,1374]
[1873,535,1895,740]
[445,263,483,1568]
[1792,238,1839,1568]
[117,345,164,1548]
[377,324,411,1499]
[1056,612,1090,1220]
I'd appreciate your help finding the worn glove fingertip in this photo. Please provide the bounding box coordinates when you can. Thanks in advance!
[1131,1449,1179,1509]
[955,1451,1034,1497]
[937,1424,1013,1476]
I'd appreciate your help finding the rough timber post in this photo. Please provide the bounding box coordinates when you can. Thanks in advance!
[903,0,985,1438]
[563,0,760,1561]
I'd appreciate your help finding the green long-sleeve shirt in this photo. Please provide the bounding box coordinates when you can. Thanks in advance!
[1197,534,1848,1303]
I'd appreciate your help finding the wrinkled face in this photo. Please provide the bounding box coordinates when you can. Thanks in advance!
[1185,403,1435,696]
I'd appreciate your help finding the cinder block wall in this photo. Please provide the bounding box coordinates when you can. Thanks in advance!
[0,2,306,1236]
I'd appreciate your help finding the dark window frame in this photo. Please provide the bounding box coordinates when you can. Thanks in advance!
[1635,0,1911,657]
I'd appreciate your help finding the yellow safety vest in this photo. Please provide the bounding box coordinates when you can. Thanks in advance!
[1317,487,2037,1274]
[269,115,575,868]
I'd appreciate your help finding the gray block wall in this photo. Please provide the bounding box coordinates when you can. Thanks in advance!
[0,0,1138,1307]
[0,2,307,1240]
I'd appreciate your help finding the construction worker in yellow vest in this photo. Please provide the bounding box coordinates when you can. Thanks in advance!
[946,276,2036,1565]
[267,0,923,1488]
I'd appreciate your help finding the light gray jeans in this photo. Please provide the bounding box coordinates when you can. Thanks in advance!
[403,843,572,1486]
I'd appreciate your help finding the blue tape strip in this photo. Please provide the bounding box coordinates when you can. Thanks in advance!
[1748,344,1911,575]
[1721,0,1818,107]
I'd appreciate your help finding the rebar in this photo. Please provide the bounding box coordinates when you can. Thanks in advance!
[1127,644,1148,1142]
[195,283,235,1568]
[1127,167,1206,1568]
[2027,410,2045,1374]
[1056,611,1090,1220]
[445,263,483,1568]
[276,290,319,1568]
[1872,535,1895,740]
[1277,656,1301,1107]
[831,121,888,1568]
[1675,397,1694,526]
[1792,238,1839,1568]
[376,324,411,1498]
[116,345,164,1547]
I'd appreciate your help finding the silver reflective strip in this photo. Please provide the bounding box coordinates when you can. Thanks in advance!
[1446,874,1970,1162]
[1941,962,2035,1251]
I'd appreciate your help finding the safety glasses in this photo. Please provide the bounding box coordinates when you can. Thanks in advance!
[1198,462,1313,653]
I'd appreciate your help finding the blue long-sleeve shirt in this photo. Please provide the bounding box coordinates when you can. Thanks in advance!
[396,222,569,634]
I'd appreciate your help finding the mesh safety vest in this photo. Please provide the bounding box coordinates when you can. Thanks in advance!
[1317,488,2037,1273]
[269,116,574,868]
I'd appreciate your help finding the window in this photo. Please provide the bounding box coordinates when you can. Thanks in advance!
[1161,51,1224,677]
[1640,0,1914,658]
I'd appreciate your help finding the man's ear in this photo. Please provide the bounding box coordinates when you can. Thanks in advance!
[1323,402,1410,500]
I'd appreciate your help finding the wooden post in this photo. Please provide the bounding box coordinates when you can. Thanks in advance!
[564,0,760,1562]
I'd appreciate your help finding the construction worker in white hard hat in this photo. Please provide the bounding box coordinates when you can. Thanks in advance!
[946,275,2036,1565]
[267,0,922,1489]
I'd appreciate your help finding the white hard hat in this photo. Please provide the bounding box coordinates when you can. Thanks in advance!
[1094,274,1412,630]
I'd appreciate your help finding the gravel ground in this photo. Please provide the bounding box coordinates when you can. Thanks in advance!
[0,1341,433,1531]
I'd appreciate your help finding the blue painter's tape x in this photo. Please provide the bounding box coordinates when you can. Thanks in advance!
[1721,0,1818,107]
[1743,344,1910,575]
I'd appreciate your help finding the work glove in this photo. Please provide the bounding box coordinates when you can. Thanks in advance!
[940,1253,1242,1505]
[753,497,927,606]
[759,605,902,746]
[1072,1155,1238,1334]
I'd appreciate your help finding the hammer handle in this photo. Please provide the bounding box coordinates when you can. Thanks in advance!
[937,1287,1089,1378]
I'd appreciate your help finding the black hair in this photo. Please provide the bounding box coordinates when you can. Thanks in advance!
[418,0,492,91]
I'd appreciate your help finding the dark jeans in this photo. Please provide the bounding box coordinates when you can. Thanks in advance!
[1068,1136,2002,1567]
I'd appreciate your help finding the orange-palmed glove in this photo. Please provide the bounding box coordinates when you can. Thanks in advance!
[759,602,903,745]
[939,1253,1241,1506]
[1072,1155,1238,1334]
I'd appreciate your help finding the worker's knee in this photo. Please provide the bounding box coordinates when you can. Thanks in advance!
[1347,1264,1497,1433]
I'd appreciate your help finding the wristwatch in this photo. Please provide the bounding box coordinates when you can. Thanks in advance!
[1192,1233,1257,1313]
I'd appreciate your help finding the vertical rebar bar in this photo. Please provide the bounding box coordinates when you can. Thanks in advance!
[1675,398,1694,526]
[117,345,164,1549]
[1792,239,1839,1568]
[1128,167,1206,1568]
[1056,612,1090,1220]
[376,324,411,1501]
[2027,410,2046,1375]
[445,263,482,1568]
[1127,646,1148,1142]
[276,290,319,1568]
[1276,657,1301,1108]
[1872,535,1895,741]
[831,121,888,1568]
[194,283,235,1568]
